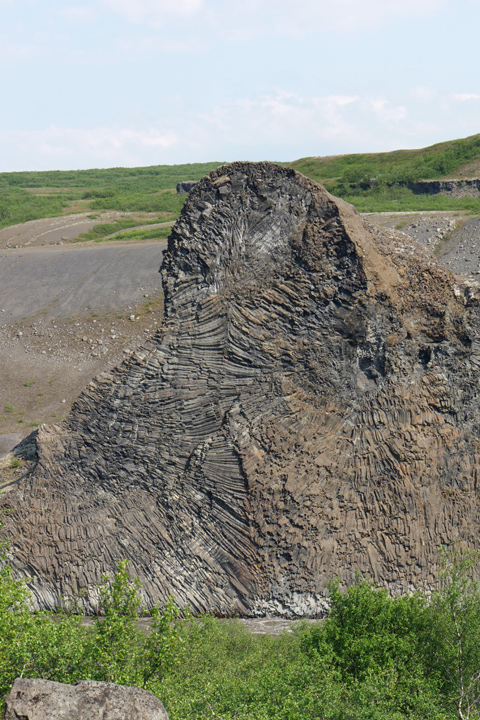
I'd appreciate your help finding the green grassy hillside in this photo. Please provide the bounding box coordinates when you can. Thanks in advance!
[0,162,224,229]
[2,135,480,230]
[289,134,480,212]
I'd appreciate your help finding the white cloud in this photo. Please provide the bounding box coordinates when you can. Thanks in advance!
[199,92,411,154]
[370,99,408,122]
[454,93,480,101]
[0,31,48,61]
[2,87,480,172]
[98,0,445,36]
[101,0,203,26]
[0,126,179,171]
[59,5,98,23]
[412,86,437,101]
[191,88,480,160]
[250,0,446,34]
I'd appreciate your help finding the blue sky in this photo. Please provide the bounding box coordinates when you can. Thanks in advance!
[1,0,480,171]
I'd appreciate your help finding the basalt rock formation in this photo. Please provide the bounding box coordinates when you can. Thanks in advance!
[408,178,480,197]
[2,161,480,616]
[176,180,198,194]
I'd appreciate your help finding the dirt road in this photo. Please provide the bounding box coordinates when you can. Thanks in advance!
[0,211,171,249]
[0,241,167,320]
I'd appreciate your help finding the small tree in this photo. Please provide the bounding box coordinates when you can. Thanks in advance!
[142,595,190,687]
[87,560,143,685]
[430,546,480,720]
[0,532,32,701]
[301,575,444,718]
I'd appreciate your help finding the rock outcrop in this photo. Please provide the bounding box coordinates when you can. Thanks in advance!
[176,181,198,194]
[2,161,480,616]
[407,178,480,197]
[4,678,168,720]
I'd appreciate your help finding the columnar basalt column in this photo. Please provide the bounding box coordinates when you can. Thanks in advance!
[2,162,480,616]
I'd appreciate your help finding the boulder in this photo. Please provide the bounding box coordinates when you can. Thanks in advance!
[2,161,480,615]
[3,678,168,720]
[176,181,197,194]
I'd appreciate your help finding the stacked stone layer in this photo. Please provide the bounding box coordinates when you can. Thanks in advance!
[2,162,480,616]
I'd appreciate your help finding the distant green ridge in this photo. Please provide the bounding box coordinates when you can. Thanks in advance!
[0,161,224,190]
[0,162,225,229]
[288,135,480,212]
[288,134,480,189]
[3,136,480,228]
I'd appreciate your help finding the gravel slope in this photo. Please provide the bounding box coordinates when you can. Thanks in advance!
[0,240,167,447]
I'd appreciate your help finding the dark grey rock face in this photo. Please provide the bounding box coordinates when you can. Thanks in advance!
[408,178,480,197]
[176,181,197,194]
[4,678,168,720]
[2,162,480,616]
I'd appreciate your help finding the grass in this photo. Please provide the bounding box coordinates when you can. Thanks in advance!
[289,134,480,187]
[2,136,480,228]
[97,226,172,243]
[0,162,223,230]
[0,162,224,191]
[337,188,480,213]
[288,134,480,212]
[76,217,174,243]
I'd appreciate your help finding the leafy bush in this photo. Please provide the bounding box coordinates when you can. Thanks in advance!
[86,560,144,685]
[0,544,190,712]
[4,535,480,719]
[300,577,446,719]
[427,547,480,720]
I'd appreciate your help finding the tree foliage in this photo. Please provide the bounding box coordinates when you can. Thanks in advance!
[4,537,480,719]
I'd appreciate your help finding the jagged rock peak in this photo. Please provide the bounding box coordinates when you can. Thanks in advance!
[1,161,480,617]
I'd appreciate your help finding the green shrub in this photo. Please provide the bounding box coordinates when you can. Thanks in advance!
[85,560,144,685]
[0,549,190,710]
[427,547,480,720]
[300,577,446,719]
[5,536,480,719]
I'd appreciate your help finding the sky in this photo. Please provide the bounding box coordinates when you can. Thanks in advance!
[1,0,480,171]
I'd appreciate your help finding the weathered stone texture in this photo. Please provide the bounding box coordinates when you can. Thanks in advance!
[4,678,168,720]
[408,178,480,197]
[2,161,480,616]
[176,181,197,194]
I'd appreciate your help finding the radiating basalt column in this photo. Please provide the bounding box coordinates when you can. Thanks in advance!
[2,162,480,616]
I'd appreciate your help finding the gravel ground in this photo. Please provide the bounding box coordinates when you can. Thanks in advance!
[365,210,480,276]
[0,240,168,444]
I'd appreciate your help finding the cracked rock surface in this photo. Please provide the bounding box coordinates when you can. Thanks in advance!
[2,162,480,616]
[4,678,168,720]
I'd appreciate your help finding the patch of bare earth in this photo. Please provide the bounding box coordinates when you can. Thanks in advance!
[0,236,168,454]
[0,211,172,249]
